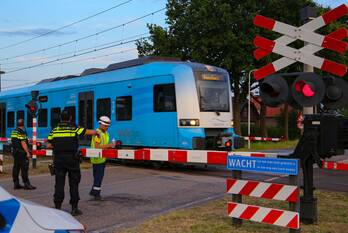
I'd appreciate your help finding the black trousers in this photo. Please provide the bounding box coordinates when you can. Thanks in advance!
[54,155,81,207]
[12,153,29,185]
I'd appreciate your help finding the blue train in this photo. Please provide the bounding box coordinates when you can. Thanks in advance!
[0,57,244,150]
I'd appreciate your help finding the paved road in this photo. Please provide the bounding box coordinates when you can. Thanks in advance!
[1,154,347,232]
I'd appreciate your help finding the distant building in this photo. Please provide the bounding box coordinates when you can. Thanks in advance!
[240,97,292,126]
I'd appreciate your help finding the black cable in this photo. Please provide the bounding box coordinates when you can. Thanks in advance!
[0,8,165,62]
[0,0,134,51]
[2,32,148,68]
[5,36,149,74]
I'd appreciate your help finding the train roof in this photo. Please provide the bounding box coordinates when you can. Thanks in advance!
[0,56,228,99]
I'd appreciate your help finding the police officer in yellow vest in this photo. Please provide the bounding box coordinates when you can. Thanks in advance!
[11,119,36,190]
[89,116,114,200]
[47,110,98,216]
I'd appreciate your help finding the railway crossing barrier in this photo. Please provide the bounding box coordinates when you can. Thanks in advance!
[322,161,348,171]
[243,136,283,142]
[226,155,300,232]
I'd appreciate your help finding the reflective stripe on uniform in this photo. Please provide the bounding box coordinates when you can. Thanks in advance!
[92,186,101,190]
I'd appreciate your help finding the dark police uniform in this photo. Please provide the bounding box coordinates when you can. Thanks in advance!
[47,122,86,211]
[10,127,32,189]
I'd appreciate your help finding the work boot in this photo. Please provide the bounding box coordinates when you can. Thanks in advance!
[13,183,24,190]
[24,183,36,190]
[94,195,103,201]
[54,202,62,210]
[71,204,83,216]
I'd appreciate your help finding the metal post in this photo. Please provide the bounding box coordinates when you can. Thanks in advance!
[300,156,317,224]
[289,161,301,233]
[232,170,242,226]
[247,69,256,149]
[32,117,37,169]
[299,7,317,224]
[300,7,317,116]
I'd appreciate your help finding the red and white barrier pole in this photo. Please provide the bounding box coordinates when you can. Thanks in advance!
[32,117,37,169]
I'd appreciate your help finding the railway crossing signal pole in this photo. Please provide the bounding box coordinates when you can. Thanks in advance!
[252,3,348,225]
[299,6,317,224]
[300,6,317,116]
[26,91,39,169]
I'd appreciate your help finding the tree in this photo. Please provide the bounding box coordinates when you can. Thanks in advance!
[137,0,346,135]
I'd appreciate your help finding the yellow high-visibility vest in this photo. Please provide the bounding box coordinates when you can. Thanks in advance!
[90,128,109,164]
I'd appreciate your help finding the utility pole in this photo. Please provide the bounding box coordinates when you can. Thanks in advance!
[0,64,5,92]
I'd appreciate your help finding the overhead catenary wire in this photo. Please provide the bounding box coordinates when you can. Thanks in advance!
[5,36,150,74]
[0,0,134,51]
[2,47,137,90]
[0,7,165,62]
[2,32,148,69]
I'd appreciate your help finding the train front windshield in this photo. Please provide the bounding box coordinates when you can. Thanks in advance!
[195,72,230,112]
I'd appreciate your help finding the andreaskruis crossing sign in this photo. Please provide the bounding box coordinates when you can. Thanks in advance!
[252,4,348,80]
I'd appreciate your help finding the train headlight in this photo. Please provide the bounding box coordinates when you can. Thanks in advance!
[180,119,200,126]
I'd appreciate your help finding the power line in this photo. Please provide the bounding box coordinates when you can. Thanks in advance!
[5,36,149,74]
[2,48,137,90]
[46,48,137,66]
[2,32,148,67]
[0,0,134,51]
[0,7,165,62]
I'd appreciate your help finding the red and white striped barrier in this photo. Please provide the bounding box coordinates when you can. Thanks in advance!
[253,4,348,80]
[243,136,282,142]
[227,202,299,230]
[33,148,278,165]
[226,178,299,203]
[0,138,9,142]
[322,161,348,171]
[0,137,47,143]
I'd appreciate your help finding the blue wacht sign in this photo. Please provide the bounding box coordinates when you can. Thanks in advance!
[227,155,299,175]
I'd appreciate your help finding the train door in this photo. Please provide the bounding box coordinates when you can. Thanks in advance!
[78,92,94,145]
[0,103,6,137]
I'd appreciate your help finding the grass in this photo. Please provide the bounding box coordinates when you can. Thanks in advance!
[0,155,92,179]
[237,140,299,151]
[118,190,348,233]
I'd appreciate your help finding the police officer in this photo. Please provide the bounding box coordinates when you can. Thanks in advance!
[11,119,36,190]
[89,116,114,200]
[47,110,97,216]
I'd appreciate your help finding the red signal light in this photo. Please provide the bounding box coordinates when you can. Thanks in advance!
[225,140,232,148]
[295,81,315,97]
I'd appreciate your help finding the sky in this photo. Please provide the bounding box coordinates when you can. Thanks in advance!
[0,0,345,90]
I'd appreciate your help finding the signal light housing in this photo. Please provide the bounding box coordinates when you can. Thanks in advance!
[259,72,347,109]
[322,76,348,109]
[259,74,289,107]
[291,73,325,107]
[25,100,38,117]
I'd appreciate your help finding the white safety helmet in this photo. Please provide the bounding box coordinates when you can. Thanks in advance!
[98,116,111,126]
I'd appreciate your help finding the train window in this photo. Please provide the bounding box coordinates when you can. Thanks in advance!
[27,111,33,127]
[51,108,61,128]
[116,96,132,121]
[17,111,24,123]
[38,108,47,127]
[97,98,111,119]
[7,111,15,127]
[154,84,176,112]
[64,106,76,125]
